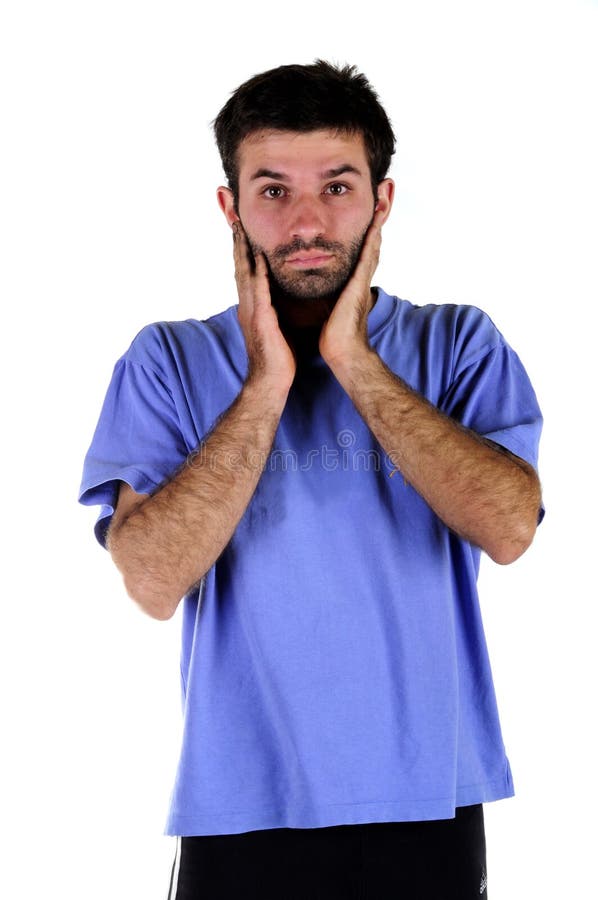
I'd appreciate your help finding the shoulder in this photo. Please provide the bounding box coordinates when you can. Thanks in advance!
[398,296,502,341]
[389,294,507,369]
[122,304,242,376]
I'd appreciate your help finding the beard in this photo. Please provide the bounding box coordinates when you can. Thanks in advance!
[241,212,375,311]
[239,211,376,362]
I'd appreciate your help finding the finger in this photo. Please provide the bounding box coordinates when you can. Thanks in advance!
[351,218,383,286]
[232,221,255,277]
[254,249,268,275]
[365,208,385,250]
[232,223,272,301]
[252,252,274,308]
[367,209,385,250]
[232,224,256,332]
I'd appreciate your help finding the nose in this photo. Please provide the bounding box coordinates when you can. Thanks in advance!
[287,194,327,243]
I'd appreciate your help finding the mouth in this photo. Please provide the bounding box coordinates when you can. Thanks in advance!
[285,253,334,268]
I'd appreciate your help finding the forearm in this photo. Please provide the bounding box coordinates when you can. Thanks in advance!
[107,376,288,619]
[330,347,542,564]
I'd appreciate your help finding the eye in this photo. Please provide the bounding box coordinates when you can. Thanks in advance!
[262,185,287,199]
[325,182,349,196]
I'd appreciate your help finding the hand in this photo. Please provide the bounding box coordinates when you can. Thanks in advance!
[318,209,384,369]
[232,221,297,391]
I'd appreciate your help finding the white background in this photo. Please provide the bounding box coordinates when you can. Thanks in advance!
[1,0,596,896]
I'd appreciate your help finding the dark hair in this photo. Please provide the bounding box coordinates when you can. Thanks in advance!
[212,60,396,205]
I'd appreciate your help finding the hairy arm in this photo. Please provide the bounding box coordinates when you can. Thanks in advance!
[107,221,297,620]
[329,346,542,564]
[107,378,289,620]
[319,210,542,564]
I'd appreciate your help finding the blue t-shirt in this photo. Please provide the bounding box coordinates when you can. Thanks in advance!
[79,287,543,836]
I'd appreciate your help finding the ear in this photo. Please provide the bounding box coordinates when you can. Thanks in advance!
[374,178,395,225]
[216,186,240,228]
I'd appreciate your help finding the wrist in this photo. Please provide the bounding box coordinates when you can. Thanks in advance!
[324,342,378,380]
[242,371,292,411]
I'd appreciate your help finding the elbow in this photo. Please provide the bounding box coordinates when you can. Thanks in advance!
[485,513,539,566]
[121,574,180,621]
[139,599,179,622]
[485,475,543,566]
[107,530,180,621]
[487,540,531,566]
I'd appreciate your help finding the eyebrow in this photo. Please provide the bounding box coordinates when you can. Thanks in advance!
[249,164,364,182]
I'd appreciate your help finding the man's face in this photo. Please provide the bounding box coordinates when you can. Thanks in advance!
[231,129,380,303]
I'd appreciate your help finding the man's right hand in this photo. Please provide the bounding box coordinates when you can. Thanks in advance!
[233,221,296,390]
[107,223,297,622]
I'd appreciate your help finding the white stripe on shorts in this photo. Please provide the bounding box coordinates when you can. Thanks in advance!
[168,837,182,900]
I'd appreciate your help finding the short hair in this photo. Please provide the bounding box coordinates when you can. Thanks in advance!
[212,60,396,205]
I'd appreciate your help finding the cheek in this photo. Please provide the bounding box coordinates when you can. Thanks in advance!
[238,196,374,249]
[327,197,374,233]
[238,205,282,251]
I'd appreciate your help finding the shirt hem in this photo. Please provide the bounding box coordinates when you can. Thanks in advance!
[164,777,515,837]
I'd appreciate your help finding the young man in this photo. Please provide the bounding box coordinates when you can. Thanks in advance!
[79,61,543,899]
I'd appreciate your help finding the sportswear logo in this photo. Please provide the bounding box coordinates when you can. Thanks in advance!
[479,867,488,894]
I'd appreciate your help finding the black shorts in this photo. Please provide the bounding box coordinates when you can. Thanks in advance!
[167,803,488,899]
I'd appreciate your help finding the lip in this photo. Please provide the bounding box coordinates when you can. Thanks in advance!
[286,254,333,268]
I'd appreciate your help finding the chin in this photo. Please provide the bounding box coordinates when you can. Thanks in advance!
[270,272,348,305]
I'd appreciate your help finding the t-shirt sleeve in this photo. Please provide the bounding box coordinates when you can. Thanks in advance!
[439,320,545,522]
[78,342,189,548]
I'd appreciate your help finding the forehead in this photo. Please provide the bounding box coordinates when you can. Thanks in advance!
[236,129,369,179]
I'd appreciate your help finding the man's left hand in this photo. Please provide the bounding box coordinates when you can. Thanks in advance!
[318,208,385,369]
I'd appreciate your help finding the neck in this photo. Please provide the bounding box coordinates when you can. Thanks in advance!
[273,287,378,362]
[270,287,334,362]
[273,293,336,330]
